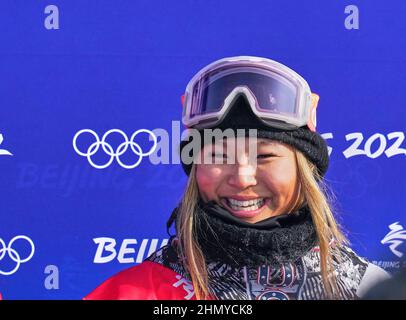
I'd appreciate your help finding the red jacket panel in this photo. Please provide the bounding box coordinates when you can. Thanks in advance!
[85,261,200,300]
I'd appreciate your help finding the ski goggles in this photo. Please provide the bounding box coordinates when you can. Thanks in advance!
[181,56,319,132]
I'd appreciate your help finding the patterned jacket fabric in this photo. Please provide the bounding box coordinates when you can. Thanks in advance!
[145,236,387,300]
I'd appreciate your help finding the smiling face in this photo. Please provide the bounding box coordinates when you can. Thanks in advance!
[195,137,301,223]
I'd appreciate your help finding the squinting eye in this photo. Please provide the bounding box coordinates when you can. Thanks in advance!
[210,152,228,158]
[257,153,277,159]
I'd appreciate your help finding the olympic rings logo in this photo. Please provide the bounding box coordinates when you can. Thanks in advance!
[73,129,158,169]
[0,236,35,276]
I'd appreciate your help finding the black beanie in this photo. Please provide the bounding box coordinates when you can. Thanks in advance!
[179,95,329,180]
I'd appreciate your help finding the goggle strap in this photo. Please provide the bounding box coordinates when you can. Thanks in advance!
[307,93,320,132]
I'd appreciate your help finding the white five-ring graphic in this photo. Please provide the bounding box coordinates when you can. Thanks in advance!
[0,133,13,156]
[73,129,157,169]
[0,235,35,276]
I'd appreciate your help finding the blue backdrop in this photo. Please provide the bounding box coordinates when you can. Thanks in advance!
[0,0,405,299]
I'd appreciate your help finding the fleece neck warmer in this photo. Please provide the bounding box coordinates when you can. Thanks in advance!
[191,199,318,268]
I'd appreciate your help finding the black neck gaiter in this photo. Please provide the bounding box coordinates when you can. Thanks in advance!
[190,199,318,268]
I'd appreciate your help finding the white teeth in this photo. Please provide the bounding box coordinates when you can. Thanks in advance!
[226,198,265,211]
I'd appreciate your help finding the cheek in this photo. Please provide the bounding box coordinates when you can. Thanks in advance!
[196,166,225,198]
[260,160,298,191]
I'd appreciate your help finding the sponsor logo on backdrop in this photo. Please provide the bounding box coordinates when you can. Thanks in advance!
[73,129,158,169]
[0,133,13,156]
[381,222,406,258]
[93,237,168,263]
[373,222,406,271]
[0,235,35,276]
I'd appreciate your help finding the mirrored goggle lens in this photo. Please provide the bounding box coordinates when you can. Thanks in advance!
[190,69,298,118]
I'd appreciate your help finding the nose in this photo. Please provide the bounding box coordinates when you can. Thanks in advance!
[227,162,257,189]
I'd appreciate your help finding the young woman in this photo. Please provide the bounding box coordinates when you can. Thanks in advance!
[85,56,390,300]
